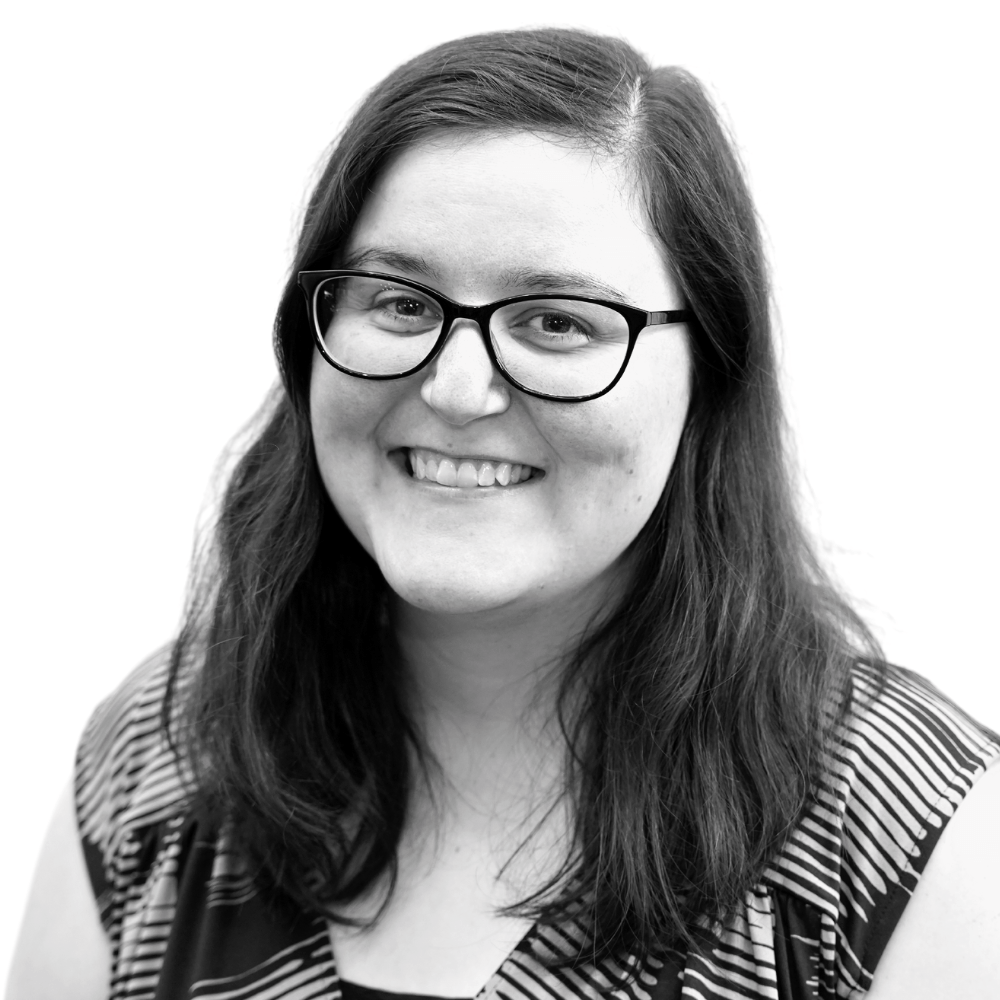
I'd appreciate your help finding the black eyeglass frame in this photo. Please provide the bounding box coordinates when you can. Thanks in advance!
[298,268,694,402]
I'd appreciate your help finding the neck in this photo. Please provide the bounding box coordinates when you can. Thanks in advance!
[393,586,601,729]
[391,582,608,814]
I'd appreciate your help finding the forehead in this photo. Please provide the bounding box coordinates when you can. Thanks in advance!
[344,132,670,305]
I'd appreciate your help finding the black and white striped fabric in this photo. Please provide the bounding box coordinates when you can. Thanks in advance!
[75,651,999,1000]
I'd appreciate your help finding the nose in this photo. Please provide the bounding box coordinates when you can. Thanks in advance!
[419,319,510,425]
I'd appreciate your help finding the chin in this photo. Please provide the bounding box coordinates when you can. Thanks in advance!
[379,562,527,616]
[372,534,566,617]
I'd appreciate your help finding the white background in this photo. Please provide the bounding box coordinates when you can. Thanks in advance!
[2,0,997,980]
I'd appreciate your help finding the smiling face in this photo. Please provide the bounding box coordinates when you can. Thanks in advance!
[309,132,691,617]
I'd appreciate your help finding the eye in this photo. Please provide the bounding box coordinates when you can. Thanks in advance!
[379,294,430,318]
[368,285,443,333]
[493,299,630,360]
[534,312,582,336]
[503,306,596,347]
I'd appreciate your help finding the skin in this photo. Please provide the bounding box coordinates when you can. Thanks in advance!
[8,767,1000,997]
[310,132,691,620]
[864,760,1000,999]
[310,131,693,992]
[9,131,1000,999]
[6,782,109,1000]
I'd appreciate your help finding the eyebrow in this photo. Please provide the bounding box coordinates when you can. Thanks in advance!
[341,246,440,279]
[342,244,634,305]
[499,266,631,303]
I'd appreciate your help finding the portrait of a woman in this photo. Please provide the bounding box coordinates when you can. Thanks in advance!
[8,25,1000,1000]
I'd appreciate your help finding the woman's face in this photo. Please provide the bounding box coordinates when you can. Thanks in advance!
[310,132,691,616]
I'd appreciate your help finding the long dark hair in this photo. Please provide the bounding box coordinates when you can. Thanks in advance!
[167,28,881,962]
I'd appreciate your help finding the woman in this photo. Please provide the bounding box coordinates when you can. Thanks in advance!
[9,27,1000,1000]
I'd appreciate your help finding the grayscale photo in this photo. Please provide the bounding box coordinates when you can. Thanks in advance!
[4,2,998,998]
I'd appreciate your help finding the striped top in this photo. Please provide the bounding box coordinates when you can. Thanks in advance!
[75,651,1000,1000]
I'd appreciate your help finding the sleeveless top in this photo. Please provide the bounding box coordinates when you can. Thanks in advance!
[75,650,1000,1000]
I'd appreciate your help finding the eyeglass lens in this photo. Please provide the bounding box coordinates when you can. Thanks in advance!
[314,275,631,397]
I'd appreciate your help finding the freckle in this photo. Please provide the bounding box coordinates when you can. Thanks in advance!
[627,468,635,475]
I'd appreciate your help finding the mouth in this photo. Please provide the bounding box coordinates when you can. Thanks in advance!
[400,447,544,489]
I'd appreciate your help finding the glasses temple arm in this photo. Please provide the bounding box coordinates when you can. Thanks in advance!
[647,309,695,326]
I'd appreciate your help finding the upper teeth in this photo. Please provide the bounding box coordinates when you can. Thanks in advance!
[408,448,536,488]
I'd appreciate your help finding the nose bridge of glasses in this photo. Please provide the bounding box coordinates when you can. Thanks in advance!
[437,301,497,352]
[423,306,510,419]
[436,309,495,368]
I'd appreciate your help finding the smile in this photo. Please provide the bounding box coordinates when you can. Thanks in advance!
[406,448,541,488]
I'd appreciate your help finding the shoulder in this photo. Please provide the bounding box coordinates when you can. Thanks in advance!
[7,782,111,1000]
[764,662,1000,995]
[832,662,999,838]
[75,645,191,904]
[865,759,1000,998]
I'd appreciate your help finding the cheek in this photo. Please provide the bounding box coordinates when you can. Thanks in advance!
[528,412,676,578]
[310,362,360,446]
[571,415,676,522]
[309,358,393,465]
[544,359,690,520]
[308,360,393,552]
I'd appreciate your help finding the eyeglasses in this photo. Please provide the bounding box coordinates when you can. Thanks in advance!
[298,269,693,402]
